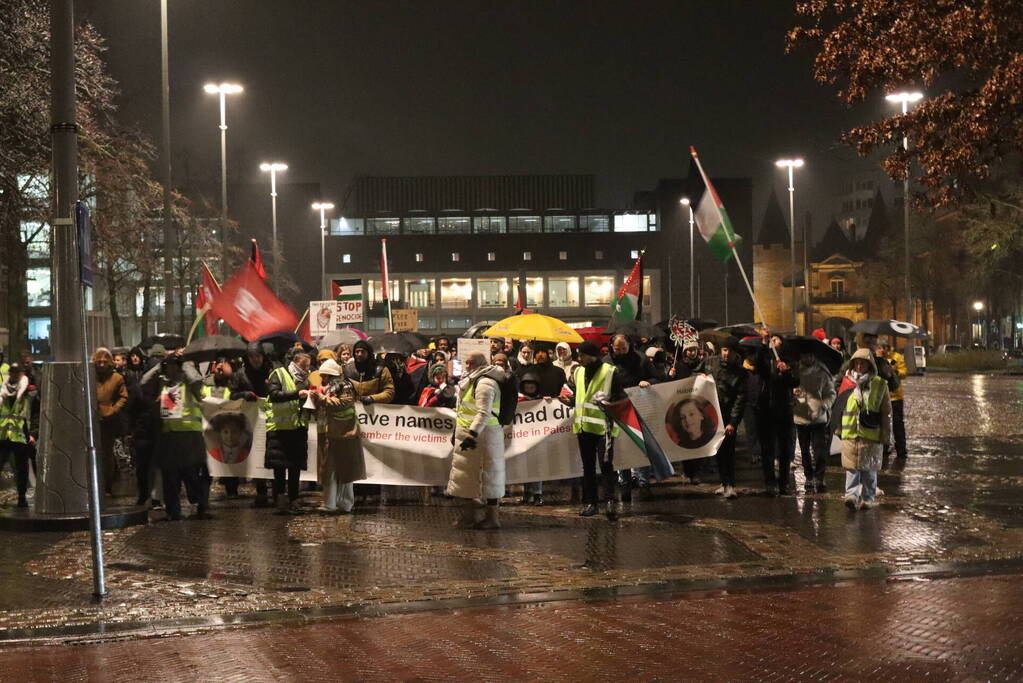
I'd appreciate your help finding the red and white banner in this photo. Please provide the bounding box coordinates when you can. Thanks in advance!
[210,261,298,341]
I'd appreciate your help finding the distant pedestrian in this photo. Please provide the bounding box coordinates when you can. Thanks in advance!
[836,349,892,510]
[793,351,836,493]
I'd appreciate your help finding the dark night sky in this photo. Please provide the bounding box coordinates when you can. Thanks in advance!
[77,0,896,236]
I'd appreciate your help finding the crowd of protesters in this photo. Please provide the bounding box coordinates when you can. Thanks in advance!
[0,324,907,521]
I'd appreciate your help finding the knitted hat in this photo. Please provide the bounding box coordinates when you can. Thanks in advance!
[577,341,601,357]
[429,362,448,379]
[318,359,343,377]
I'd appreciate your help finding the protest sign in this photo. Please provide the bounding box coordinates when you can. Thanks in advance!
[389,308,418,332]
[456,337,489,363]
[618,376,724,463]
[331,278,364,324]
[309,300,335,337]
[204,399,317,481]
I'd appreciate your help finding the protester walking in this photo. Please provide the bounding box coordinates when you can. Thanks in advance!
[566,340,625,520]
[604,334,660,497]
[754,335,799,496]
[836,349,892,510]
[446,351,506,529]
[793,351,836,493]
[698,339,747,499]
[314,359,365,514]
[141,350,211,521]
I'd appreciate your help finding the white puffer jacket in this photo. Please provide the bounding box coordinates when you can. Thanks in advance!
[445,367,506,500]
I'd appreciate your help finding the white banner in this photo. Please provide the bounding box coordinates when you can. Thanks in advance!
[202,379,725,485]
[308,300,336,337]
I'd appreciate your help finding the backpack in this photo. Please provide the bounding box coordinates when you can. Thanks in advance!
[470,369,519,426]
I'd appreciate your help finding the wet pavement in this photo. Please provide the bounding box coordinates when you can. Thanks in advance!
[2,373,1023,655]
[3,573,1023,680]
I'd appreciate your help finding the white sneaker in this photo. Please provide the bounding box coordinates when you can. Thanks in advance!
[724,486,738,499]
[714,485,725,496]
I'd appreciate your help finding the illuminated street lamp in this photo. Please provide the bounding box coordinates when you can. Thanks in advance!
[203,82,243,233]
[886,91,924,367]
[775,158,804,330]
[680,197,695,317]
[312,202,335,299]
[973,300,985,345]
[259,162,287,285]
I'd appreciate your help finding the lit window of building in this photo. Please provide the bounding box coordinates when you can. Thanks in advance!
[548,277,579,307]
[342,254,351,264]
[477,278,509,308]
[584,276,615,307]
[523,251,532,261]
[405,279,435,308]
[514,277,544,307]
[440,278,472,308]
[367,279,400,307]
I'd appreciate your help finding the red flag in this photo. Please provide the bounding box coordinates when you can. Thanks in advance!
[200,263,221,336]
[297,314,313,344]
[211,261,298,341]
[250,239,268,280]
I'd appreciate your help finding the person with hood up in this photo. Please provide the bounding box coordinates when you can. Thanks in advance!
[0,363,35,507]
[553,342,578,378]
[124,347,162,506]
[447,351,506,528]
[517,344,566,397]
[835,348,892,510]
[565,340,627,519]
[314,359,365,514]
[697,338,748,499]
[140,349,211,520]
[265,350,312,514]
[93,347,129,496]
[516,369,547,505]
[308,349,338,390]
[344,340,395,405]
[793,351,837,493]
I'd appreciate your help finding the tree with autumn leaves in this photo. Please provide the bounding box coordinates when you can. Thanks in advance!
[790,0,1023,342]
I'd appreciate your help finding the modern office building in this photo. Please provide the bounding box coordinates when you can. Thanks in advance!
[320,175,754,335]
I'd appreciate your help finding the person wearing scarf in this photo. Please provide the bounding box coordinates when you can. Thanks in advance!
[313,359,365,514]
[835,348,892,510]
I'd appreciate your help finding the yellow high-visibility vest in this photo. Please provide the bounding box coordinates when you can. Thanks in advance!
[456,375,501,429]
[265,366,307,432]
[840,376,887,442]
[572,363,619,436]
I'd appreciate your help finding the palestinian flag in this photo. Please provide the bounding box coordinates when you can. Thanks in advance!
[603,398,674,481]
[610,253,642,326]
[689,147,742,262]
[250,239,268,280]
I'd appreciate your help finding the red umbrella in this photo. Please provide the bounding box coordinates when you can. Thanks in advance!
[572,326,607,345]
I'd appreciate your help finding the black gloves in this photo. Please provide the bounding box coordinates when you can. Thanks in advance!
[362,396,374,405]
[458,430,478,451]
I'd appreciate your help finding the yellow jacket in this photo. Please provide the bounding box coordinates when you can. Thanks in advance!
[887,351,908,401]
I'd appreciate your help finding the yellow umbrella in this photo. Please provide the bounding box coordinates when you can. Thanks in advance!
[483,313,584,344]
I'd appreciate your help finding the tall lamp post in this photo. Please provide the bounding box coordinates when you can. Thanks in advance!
[886,91,924,371]
[680,197,694,317]
[312,202,334,300]
[203,82,242,237]
[259,161,287,287]
[775,158,804,331]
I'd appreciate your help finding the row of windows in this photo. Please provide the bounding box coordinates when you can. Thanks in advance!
[840,197,875,213]
[340,249,640,266]
[329,213,656,236]
[358,274,652,310]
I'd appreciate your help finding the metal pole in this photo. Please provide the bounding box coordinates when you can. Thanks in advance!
[270,168,278,288]
[788,165,797,333]
[160,0,174,331]
[688,206,695,317]
[724,266,729,326]
[902,98,917,372]
[319,207,327,300]
[219,90,228,229]
[804,211,811,331]
[49,0,104,599]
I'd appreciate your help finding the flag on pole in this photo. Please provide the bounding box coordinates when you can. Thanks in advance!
[197,263,221,337]
[603,398,674,480]
[380,238,394,330]
[250,239,268,280]
[689,147,742,262]
[610,251,643,326]
[211,260,298,341]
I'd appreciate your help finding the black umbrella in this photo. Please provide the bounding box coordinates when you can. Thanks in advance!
[140,332,185,351]
[181,335,248,363]
[463,321,499,339]
[318,328,366,349]
[716,323,761,339]
[257,330,314,358]
[849,319,929,339]
[780,335,844,374]
[368,332,418,355]
[397,331,428,351]
[699,329,739,348]
[604,320,664,340]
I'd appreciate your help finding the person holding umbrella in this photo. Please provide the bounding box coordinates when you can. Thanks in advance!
[793,349,837,492]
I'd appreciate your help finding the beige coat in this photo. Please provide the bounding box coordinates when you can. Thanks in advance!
[316,381,366,484]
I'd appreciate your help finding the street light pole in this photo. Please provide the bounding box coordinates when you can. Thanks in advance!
[886,91,924,372]
[259,162,287,288]
[312,202,334,300]
[776,158,804,332]
[160,0,175,331]
[680,198,694,318]
[203,83,242,240]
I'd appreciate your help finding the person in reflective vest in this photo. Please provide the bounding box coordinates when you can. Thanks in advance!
[565,341,625,520]
[836,348,892,511]
[265,351,311,514]
[205,356,258,498]
[446,351,505,529]
[0,363,33,508]
[140,350,211,521]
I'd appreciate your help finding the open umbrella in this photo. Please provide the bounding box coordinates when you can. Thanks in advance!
[140,332,186,351]
[780,335,844,374]
[572,326,607,345]
[849,319,928,339]
[604,319,663,341]
[716,323,763,339]
[483,313,584,344]
[318,327,367,349]
[257,330,314,358]
[463,321,500,339]
[698,329,738,348]
[368,332,418,355]
[181,334,248,363]
[396,331,428,351]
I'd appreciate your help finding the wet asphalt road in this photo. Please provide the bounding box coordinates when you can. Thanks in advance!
[1,372,1023,679]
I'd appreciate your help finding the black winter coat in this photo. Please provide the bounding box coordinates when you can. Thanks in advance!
[603,350,662,388]
[697,355,748,429]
